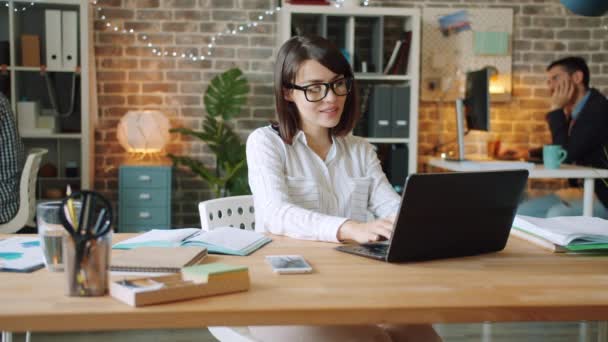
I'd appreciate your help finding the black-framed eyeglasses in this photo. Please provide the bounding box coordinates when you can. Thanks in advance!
[286,77,353,102]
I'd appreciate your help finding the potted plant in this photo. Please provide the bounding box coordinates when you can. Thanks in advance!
[168,68,250,197]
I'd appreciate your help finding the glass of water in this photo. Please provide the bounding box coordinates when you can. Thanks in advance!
[36,201,80,272]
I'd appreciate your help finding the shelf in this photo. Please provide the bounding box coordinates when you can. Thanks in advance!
[13,0,82,5]
[366,137,409,144]
[9,66,79,73]
[283,4,420,17]
[21,133,81,139]
[355,73,411,81]
[3,0,91,196]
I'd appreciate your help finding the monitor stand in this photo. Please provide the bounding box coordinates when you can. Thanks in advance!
[444,98,467,161]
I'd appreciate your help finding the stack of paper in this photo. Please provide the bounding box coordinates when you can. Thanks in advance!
[511,215,608,253]
[113,227,272,256]
[0,237,44,272]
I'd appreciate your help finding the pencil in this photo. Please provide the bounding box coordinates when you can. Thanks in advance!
[66,185,78,229]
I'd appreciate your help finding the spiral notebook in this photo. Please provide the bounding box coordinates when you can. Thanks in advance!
[110,246,207,273]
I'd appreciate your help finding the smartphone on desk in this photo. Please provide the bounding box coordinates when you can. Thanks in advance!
[265,255,312,274]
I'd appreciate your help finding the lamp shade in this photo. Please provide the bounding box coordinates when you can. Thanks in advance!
[560,0,608,17]
[117,110,170,153]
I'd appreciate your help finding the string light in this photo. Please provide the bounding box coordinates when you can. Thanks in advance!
[4,0,42,12]
[92,1,287,61]
[90,0,369,61]
[333,0,371,8]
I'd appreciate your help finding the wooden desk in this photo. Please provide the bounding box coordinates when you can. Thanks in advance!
[2,234,608,333]
[428,158,608,216]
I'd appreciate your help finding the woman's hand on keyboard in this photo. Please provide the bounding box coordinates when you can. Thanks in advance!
[337,217,394,244]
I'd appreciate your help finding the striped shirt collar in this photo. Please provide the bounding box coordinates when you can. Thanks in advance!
[294,130,337,163]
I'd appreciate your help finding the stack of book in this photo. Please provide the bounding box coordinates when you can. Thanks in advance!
[510,215,608,253]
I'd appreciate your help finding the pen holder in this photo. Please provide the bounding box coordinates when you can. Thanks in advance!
[63,232,112,297]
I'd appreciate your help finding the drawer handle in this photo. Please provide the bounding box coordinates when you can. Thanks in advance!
[139,211,151,219]
[139,193,151,200]
[138,175,151,182]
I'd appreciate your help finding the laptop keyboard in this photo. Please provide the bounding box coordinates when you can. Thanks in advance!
[336,241,389,260]
[359,242,389,255]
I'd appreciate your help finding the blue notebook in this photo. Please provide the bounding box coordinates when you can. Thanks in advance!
[113,227,272,256]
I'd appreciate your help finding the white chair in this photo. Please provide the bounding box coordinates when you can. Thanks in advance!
[198,195,261,342]
[198,195,255,231]
[0,148,47,234]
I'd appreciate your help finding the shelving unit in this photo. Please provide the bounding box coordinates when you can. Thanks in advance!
[279,4,420,186]
[0,0,91,200]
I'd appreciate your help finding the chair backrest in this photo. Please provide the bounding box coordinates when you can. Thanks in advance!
[198,195,255,231]
[0,148,47,233]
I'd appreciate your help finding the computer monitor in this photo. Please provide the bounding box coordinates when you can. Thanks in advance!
[450,68,491,161]
[464,68,491,131]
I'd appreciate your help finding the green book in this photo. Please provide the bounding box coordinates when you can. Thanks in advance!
[182,263,249,283]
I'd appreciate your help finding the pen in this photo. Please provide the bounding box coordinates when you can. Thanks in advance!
[92,208,107,235]
[66,185,78,229]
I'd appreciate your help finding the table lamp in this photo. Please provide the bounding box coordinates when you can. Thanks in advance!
[117,110,170,154]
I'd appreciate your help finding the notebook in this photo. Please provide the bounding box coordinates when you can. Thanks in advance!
[113,227,272,256]
[511,215,608,253]
[0,237,45,273]
[335,170,529,262]
[110,246,207,272]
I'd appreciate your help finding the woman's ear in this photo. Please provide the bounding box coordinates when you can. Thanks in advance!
[283,88,294,102]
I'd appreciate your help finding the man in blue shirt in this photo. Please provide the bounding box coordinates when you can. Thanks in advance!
[517,57,608,218]
[0,92,25,224]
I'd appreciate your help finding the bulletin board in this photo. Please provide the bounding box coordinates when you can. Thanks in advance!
[421,8,513,102]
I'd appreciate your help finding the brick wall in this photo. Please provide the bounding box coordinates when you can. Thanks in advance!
[94,0,608,227]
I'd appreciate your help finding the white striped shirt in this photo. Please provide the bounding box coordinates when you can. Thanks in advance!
[246,125,400,243]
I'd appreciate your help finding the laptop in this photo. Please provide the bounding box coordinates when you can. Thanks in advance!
[335,170,529,262]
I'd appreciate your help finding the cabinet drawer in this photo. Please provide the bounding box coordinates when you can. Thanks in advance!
[121,206,169,225]
[122,189,168,207]
[120,224,170,233]
[120,167,171,189]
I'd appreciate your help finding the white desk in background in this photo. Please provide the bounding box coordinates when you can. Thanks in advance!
[427,158,608,217]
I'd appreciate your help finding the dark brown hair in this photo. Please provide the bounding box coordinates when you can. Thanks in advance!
[547,56,590,89]
[274,36,359,144]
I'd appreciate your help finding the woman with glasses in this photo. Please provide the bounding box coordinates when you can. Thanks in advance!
[246,36,441,341]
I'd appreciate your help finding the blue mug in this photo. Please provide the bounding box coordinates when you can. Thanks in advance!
[543,145,567,169]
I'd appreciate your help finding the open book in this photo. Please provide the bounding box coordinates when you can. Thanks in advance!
[511,215,608,253]
[113,227,272,256]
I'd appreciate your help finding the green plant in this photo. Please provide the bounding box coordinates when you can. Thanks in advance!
[168,68,250,197]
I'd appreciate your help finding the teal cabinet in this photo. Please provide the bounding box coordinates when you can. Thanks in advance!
[119,165,172,232]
